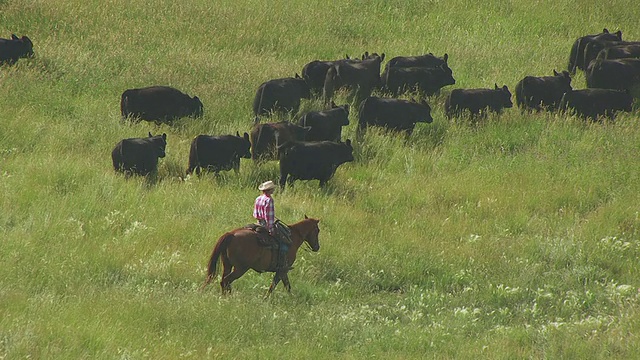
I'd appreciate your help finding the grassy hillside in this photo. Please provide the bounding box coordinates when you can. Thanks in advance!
[2,0,640,358]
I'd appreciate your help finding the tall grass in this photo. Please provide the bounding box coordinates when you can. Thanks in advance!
[2,0,640,358]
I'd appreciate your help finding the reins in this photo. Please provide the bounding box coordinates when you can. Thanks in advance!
[290,222,314,252]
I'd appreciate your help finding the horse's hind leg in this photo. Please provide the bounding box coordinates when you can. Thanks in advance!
[221,266,249,294]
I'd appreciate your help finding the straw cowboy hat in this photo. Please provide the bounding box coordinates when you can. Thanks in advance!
[258,180,276,191]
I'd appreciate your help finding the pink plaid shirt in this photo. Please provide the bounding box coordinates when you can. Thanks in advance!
[253,193,275,232]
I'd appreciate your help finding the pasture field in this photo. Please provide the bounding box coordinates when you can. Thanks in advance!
[2,0,640,358]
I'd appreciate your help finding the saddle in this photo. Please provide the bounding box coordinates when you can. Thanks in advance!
[244,223,275,247]
[244,221,293,271]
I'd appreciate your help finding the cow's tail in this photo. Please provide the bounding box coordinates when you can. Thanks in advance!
[356,97,373,142]
[186,135,200,176]
[559,91,571,114]
[574,37,585,73]
[568,38,580,74]
[323,65,337,105]
[275,131,295,158]
[201,232,234,291]
[120,91,130,121]
[252,123,267,161]
[253,82,268,123]
[111,142,123,172]
[384,60,395,94]
[514,80,524,109]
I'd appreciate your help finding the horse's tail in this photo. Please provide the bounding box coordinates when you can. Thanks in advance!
[202,232,234,290]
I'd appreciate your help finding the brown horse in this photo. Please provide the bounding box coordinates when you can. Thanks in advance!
[202,216,321,297]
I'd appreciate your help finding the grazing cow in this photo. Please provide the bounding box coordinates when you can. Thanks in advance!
[0,34,34,65]
[323,53,385,104]
[112,132,167,176]
[121,86,203,124]
[515,70,573,112]
[301,55,364,95]
[560,89,633,121]
[381,53,449,86]
[583,40,640,73]
[250,121,311,161]
[568,29,622,73]
[383,53,448,71]
[298,102,350,142]
[252,74,311,118]
[358,97,433,136]
[383,63,456,97]
[186,132,251,176]
[278,139,354,188]
[586,58,640,91]
[445,84,513,119]
[597,44,640,61]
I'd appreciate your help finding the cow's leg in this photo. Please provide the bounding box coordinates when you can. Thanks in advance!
[279,174,288,188]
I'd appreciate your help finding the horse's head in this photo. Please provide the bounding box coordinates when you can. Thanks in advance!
[302,215,320,252]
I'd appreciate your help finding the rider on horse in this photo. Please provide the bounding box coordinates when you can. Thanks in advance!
[253,180,291,271]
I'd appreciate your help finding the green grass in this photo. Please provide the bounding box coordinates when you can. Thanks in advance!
[2,0,640,358]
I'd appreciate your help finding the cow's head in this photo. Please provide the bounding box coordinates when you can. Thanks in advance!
[149,132,167,158]
[21,36,34,58]
[235,131,252,159]
[439,63,456,86]
[191,96,204,117]
[291,74,312,99]
[553,69,573,90]
[10,34,34,59]
[339,139,355,164]
[416,100,434,124]
[495,84,513,108]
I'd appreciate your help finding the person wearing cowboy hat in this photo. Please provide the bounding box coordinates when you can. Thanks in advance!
[253,180,291,271]
[254,180,277,234]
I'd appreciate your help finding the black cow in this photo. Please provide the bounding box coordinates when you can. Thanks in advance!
[186,132,251,176]
[121,86,203,124]
[597,44,640,61]
[515,70,572,112]
[252,74,311,118]
[0,34,34,65]
[586,58,640,91]
[568,29,622,73]
[381,53,449,86]
[560,89,633,121]
[112,132,167,176]
[583,40,640,73]
[278,139,354,188]
[384,63,456,97]
[358,97,433,136]
[445,84,513,119]
[323,53,385,104]
[383,53,448,71]
[298,102,350,142]
[250,121,311,161]
[301,55,366,95]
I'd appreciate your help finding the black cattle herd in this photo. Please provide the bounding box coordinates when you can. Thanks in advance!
[2,28,639,188]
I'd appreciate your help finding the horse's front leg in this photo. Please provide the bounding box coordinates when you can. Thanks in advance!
[280,271,292,293]
[265,273,281,299]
